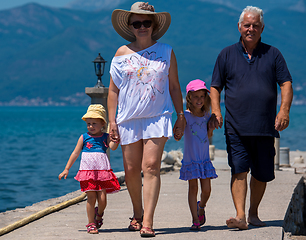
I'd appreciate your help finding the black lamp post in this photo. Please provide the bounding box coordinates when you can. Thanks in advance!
[93,53,107,88]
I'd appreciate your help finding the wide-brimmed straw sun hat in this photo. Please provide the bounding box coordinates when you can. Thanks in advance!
[112,2,171,42]
[186,79,210,93]
[82,104,107,123]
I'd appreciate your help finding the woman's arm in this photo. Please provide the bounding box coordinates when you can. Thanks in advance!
[169,50,186,141]
[107,76,120,143]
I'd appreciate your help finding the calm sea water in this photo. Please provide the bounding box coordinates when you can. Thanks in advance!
[0,105,305,212]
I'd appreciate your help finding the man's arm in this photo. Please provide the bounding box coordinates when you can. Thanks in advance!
[275,81,293,131]
[210,86,223,129]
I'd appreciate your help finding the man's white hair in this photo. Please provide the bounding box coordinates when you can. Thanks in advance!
[238,6,264,29]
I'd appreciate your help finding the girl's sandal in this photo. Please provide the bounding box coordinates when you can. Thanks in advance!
[94,207,104,229]
[197,201,206,226]
[128,216,143,231]
[140,226,155,237]
[190,222,201,231]
[86,223,99,234]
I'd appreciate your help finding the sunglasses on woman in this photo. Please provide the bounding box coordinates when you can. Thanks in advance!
[130,20,152,29]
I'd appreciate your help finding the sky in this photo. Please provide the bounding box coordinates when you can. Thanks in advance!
[0,0,73,10]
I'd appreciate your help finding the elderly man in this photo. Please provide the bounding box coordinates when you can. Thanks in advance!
[210,6,293,230]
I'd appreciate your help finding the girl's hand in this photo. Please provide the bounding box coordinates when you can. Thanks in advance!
[58,169,69,180]
[109,122,120,143]
[108,134,119,151]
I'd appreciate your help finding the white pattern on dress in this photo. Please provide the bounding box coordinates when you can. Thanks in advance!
[79,152,111,170]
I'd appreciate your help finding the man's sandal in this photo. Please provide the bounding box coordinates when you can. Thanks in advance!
[86,223,98,234]
[197,201,206,226]
[94,207,104,229]
[190,222,201,231]
[140,226,155,237]
[128,216,143,231]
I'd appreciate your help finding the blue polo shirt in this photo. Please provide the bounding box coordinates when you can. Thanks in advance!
[211,38,292,137]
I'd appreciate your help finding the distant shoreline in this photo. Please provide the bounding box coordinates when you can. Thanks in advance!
[0,95,305,107]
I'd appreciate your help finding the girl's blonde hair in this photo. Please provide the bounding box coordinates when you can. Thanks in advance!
[186,90,211,114]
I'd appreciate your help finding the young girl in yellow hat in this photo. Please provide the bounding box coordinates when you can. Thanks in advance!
[58,104,120,234]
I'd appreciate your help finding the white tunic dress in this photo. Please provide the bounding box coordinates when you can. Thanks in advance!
[110,42,174,145]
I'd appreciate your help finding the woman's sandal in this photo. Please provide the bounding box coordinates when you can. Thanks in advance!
[94,207,104,229]
[190,222,201,231]
[197,201,206,226]
[128,216,143,231]
[86,223,99,234]
[140,226,155,237]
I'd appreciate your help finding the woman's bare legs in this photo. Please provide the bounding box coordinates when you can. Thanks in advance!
[122,137,167,230]
[121,140,144,220]
[142,137,167,229]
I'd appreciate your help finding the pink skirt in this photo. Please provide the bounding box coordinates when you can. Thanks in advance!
[75,170,120,194]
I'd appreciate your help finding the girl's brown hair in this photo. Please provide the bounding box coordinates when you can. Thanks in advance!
[186,90,211,114]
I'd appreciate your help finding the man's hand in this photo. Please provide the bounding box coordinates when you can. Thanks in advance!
[275,110,289,131]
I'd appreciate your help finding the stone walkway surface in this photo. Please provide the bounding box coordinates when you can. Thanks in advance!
[0,150,304,240]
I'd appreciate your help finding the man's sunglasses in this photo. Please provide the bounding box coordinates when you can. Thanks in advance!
[130,20,152,29]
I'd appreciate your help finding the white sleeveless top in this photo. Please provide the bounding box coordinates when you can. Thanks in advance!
[110,42,174,124]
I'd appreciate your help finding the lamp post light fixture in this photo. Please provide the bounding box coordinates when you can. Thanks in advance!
[93,53,107,88]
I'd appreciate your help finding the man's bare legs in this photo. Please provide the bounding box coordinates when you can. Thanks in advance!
[226,172,248,230]
[227,173,267,229]
[248,176,266,226]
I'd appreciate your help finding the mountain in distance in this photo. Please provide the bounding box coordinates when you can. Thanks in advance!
[198,0,306,12]
[65,0,306,12]
[0,0,305,105]
[66,0,128,11]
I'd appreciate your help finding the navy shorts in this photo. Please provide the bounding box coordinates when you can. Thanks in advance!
[226,133,275,182]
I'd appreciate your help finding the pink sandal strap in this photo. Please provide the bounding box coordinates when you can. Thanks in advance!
[86,223,98,233]
[190,222,201,230]
[95,207,104,218]
[94,207,104,228]
[128,217,143,231]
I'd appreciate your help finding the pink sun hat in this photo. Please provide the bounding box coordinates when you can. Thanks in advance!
[186,79,210,93]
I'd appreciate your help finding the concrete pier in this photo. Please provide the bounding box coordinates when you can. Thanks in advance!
[1,149,305,239]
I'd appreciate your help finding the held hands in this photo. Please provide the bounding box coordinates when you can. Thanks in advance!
[109,122,120,143]
[58,169,69,180]
[208,113,219,131]
[212,111,223,129]
[275,110,290,131]
[174,127,183,141]
[173,115,186,141]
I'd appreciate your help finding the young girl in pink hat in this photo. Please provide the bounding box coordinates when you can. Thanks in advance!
[58,104,120,234]
[179,79,218,230]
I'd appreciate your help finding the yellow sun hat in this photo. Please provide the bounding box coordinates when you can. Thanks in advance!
[82,104,107,123]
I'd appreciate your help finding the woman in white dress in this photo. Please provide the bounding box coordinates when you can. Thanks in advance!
[108,1,185,237]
